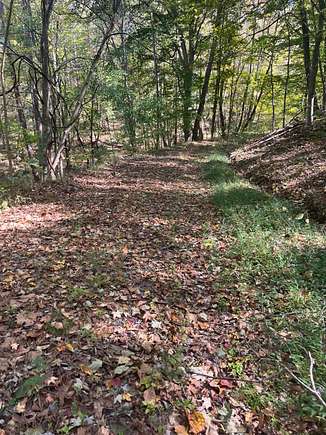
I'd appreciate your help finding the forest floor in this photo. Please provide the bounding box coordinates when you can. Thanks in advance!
[0,144,325,434]
[231,121,326,222]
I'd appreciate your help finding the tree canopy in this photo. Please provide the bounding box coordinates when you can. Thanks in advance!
[0,0,325,179]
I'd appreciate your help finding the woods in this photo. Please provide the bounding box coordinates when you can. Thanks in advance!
[0,1,325,434]
[0,0,326,179]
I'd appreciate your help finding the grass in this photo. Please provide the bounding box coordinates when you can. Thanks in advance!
[204,151,326,427]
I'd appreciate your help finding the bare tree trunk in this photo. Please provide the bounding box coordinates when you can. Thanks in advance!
[192,36,217,141]
[0,0,15,174]
[241,58,272,131]
[283,30,291,127]
[306,0,325,126]
[211,58,223,139]
[152,12,161,149]
[39,0,55,179]
[320,36,326,110]
[270,50,276,131]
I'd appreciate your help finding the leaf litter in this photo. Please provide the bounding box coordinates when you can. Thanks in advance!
[0,145,308,433]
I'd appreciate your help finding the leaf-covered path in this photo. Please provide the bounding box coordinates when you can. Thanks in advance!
[0,146,269,433]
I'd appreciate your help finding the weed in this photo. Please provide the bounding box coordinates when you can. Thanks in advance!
[68,286,88,301]
[238,385,272,411]
[175,398,196,411]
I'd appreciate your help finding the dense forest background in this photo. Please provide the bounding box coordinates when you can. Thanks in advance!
[0,0,326,180]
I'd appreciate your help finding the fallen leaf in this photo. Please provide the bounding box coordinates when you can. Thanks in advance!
[175,425,189,435]
[51,321,64,330]
[202,396,212,409]
[90,358,103,371]
[15,398,27,414]
[16,312,37,327]
[226,410,246,434]
[105,377,122,389]
[114,365,130,375]
[117,356,132,365]
[143,387,157,403]
[0,358,9,372]
[65,342,74,352]
[245,411,254,424]
[80,364,93,376]
[122,392,132,401]
[220,379,233,388]
[151,320,162,329]
[94,401,103,419]
[187,410,206,434]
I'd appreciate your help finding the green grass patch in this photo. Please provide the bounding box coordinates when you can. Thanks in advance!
[204,151,326,424]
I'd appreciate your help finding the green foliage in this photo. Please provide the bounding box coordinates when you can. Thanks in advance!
[10,375,45,405]
[68,286,88,302]
[204,151,326,420]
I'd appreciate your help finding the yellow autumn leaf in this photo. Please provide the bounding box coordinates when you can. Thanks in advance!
[65,343,74,352]
[80,364,93,376]
[187,410,206,434]
[122,392,132,401]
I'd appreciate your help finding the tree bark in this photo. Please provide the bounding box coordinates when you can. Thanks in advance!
[0,0,15,174]
[306,0,325,126]
[192,36,217,141]
[39,0,55,178]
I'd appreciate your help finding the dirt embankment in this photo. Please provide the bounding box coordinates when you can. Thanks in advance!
[231,121,326,222]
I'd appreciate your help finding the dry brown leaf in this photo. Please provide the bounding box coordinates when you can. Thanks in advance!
[245,411,254,424]
[15,398,27,414]
[0,358,9,372]
[94,401,103,419]
[174,425,189,435]
[16,311,37,327]
[143,387,157,403]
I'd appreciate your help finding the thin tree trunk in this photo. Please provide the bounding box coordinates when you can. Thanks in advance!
[39,0,55,178]
[152,12,160,149]
[306,0,325,126]
[192,36,217,141]
[241,59,273,131]
[270,50,276,131]
[283,30,291,127]
[0,0,15,174]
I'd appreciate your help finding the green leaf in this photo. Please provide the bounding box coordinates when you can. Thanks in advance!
[11,375,45,404]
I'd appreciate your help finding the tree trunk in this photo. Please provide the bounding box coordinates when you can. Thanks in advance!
[0,0,15,174]
[182,65,193,141]
[39,0,55,178]
[192,36,217,141]
[152,12,161,149]
[306,0,325,126]
[283,30,291,127]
